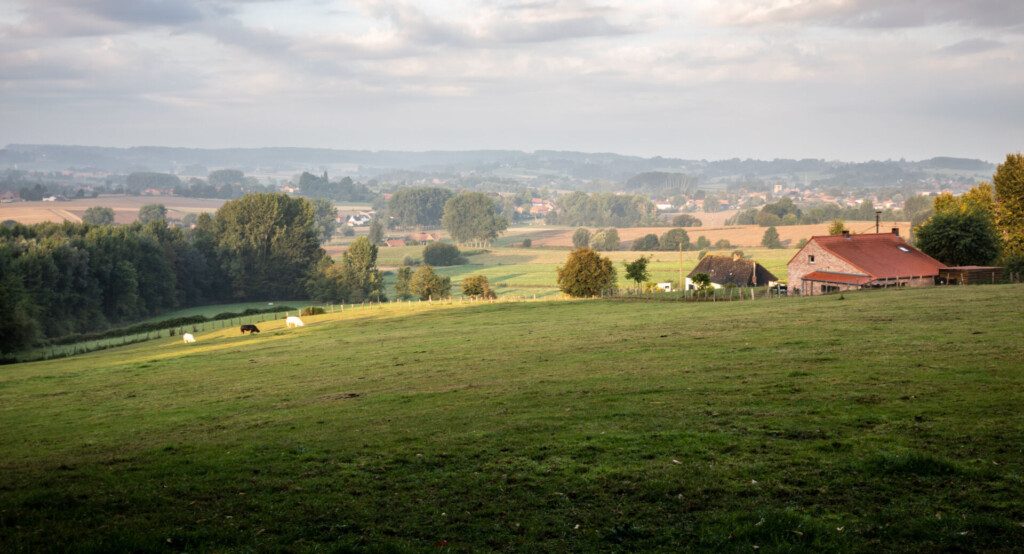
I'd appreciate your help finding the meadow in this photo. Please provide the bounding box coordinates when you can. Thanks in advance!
[373,245,798,299]
[1,285,1022,551]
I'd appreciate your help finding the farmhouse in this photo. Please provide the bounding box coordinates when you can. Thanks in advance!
[788,230,946,295]
[686,253,778,289]
[385,238,407,247]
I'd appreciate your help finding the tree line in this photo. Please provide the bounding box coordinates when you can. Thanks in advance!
[0,193,381,354]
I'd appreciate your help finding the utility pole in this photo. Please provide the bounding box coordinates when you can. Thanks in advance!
[678,241,684,292]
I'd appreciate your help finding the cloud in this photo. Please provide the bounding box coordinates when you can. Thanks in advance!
[934,38,1006,56]
[708,0,1024,31]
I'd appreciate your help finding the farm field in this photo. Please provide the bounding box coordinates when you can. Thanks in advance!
[0,285,1022,551]
[372,245,798,298]
[0,197,372,225]
[496,220,912,249]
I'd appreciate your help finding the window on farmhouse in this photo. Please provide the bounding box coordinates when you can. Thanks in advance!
[808,254,815,263]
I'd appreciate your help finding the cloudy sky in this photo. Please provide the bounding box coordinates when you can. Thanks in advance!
[1,0,1022,161]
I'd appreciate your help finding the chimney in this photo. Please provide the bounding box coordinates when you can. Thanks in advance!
[842,230,851,239]
[891,227,899,236]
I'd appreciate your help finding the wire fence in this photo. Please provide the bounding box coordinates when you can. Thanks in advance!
[14,294,550,364]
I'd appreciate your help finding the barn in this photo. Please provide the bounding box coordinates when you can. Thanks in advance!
[686,253,778,289]
[788,229,947,295]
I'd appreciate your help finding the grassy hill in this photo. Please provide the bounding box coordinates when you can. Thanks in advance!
[1,286,1023,551]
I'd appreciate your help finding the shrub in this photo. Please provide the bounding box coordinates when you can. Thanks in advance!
[557,248,616,297]
[401,255,420,266]
[409,265,452,300]
[660,228,690,251]
[713,239,732,249]
[672,214,702,227]
[342,226,355,237]
[590,228,620,251]
[522,238,532,248]
[632,233,659,251]
[423,242,466,266]
[691,273,712,291]
[300,306,326,316]
[572,228,591,248]
[461,275,496,299]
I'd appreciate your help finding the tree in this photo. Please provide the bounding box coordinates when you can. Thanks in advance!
[368,219,384,245]
[761,226,783,248]
[672,214,703,227]
[409,265,451,300]
[138,204,167,224]
[632,233,659,251]
[214,193,325,299]
[694,235,711,249]
[691,272,712,291]
[442,192,508,244]
[828,220,847,235]
[82,206,115,226]
[915,211,1001,266]
[623,256,650,292]
[590,228,620,251]
[310,198,337,244]
[0,252,40,354]
[994,154,1024,257]
[714,239,732,249]
[557,248,616,297]
[423,242,465,266]
[660,228,690,251]
[307,237,385,303]
[461,275,496,299]
[522,238,532,248]
[395,266,414,300]
[208,169,245,188]
[572,228,591,248]
[389,187,453,228]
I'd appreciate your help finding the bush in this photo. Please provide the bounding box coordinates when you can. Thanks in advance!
[572,228,591,248]
[401,255,420,266]
[342,226,355,237]
[590,228,620,251]
[672,214,702,227]
[461,275,496,299]
[713,239,732,249]
[660,228,690,251]
[423,242,466,266]
[410,265,452,300]
[522,238,532,248]
[300,306,326,316]
[632,233,659,251]
[557,248,616,297]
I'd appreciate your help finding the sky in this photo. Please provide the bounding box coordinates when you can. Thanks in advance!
[1,0,1022,162]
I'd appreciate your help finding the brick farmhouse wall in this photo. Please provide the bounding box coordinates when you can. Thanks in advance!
[788,239,935,295]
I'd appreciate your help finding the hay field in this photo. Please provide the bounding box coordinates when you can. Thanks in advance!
[0,196,227,224]
[500,220,912,248]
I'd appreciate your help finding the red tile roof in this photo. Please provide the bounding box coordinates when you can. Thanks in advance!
[801,271,872,285]
[799,233,946,279]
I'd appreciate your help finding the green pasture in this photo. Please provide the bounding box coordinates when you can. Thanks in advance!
[375,245,797,298]
[1,285,1022,551]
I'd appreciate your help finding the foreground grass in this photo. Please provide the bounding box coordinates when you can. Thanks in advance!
[1,286,1022,551]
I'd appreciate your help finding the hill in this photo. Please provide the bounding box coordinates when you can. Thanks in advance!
[1,286,1022,550]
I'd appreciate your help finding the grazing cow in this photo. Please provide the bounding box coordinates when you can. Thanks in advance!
[240,324,260,334]
[182,333,196,344]
[286,316,304,328]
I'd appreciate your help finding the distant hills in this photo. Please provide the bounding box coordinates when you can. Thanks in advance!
[0,144,996,188]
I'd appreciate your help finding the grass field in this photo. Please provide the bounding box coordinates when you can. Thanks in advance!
[1,285,1022,551]
[374,245,798,298]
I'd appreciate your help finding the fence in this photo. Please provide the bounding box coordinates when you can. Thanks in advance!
[609,285,788,303]
[13,294,549,364]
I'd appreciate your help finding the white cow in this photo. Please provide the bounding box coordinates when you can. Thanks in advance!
[182,333,196,343]
[286,316,305,328]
